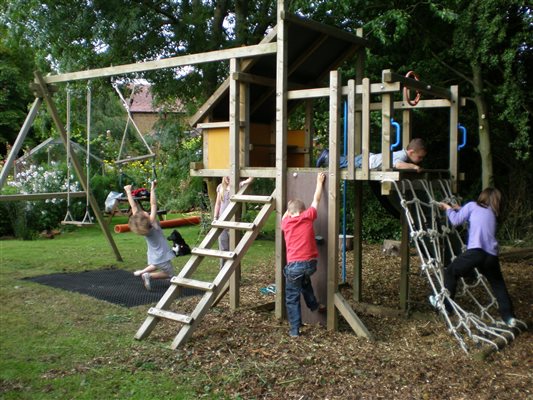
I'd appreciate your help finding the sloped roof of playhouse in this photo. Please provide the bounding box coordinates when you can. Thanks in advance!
[190,13,369,126]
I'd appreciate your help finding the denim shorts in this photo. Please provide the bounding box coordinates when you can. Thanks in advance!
[156,260,175,277]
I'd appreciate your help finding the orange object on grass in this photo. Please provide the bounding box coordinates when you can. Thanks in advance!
[114,216,201,233]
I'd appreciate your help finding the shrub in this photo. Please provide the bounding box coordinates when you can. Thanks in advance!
[3,161,82,238]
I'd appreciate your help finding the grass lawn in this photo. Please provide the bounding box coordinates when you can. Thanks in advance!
[0,213,276,399]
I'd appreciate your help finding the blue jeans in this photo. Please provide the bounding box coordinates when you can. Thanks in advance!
[284,259,319,335]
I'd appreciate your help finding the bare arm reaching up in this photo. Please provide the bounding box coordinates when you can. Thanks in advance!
[310,172,326,209]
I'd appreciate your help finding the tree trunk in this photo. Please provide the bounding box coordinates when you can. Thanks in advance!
[471,63,493,188]
[235,0,249,45]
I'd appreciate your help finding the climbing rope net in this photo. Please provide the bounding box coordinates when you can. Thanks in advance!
[385,178,526,353]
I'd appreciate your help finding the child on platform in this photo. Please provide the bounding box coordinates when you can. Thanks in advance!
[316,138,427,172]
[125,180,175,291]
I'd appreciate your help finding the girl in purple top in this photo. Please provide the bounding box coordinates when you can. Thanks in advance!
[438,188,517,327]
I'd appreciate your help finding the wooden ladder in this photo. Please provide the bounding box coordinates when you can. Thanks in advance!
[134,187,276,349]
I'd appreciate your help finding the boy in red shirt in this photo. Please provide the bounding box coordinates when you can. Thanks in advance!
[281,172,326,337]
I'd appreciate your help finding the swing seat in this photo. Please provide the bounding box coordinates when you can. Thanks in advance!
[115,154,155,165]
[61,220,95,227]
[61,210,94,227]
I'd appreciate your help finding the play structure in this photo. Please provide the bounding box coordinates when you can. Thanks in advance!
[0,0,526,353]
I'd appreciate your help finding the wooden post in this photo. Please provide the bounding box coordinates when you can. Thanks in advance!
[275,0,288,320]
[304,100,314,167]
[0,98,42,188]
[352,39,364,301]
[361,78,371,180]
[449,85,459,192]
[346,79,356,180]
[381,76,393,195]
[399,212,410,311]
[229,58,241,309]
[327,70,341,330]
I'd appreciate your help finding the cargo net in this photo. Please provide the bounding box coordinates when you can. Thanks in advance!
[385,178,527,353]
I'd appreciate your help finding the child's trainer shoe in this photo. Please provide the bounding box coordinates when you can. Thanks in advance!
[506,317,517,328]
[428,295,438,309]
[142,273,151,291]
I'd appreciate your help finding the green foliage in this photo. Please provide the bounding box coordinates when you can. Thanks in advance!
[155,116,205,212]
[2,0,532,244]
[0,27,37,153]
[1,161,83,238]
[343,183,401,243]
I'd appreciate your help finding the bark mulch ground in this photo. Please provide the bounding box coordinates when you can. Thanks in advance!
[136,244,532,399]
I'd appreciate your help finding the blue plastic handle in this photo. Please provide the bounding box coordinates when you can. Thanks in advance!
[457,123,467,151]
[390,118,401,151]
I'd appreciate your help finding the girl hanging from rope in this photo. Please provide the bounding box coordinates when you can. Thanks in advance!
[125,180,175,291]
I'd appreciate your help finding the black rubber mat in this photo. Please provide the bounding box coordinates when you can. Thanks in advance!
[24,268,201,308]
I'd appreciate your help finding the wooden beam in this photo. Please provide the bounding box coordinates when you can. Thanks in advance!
[189,28,278,127]
[275,0,288,320]
[399,213,410,311]
[346,80,355,180]
[284,13,370,48]
[189,167,401,181]
[232,72,276,87]
[196,121,231,129]
[380,89,393,195]
[43,43,277,84]
[248,31,328,115]
[229,58,241,310]
[449,85,460,192]
[353,42,364,302]
[327,70,341,331]
[334,292,373,339]
[0,192,86,202]
[304,100,314,167]
[382,69,452,100]
[287,82,400,100]
[0,98,42,188]
[360,78,371,180]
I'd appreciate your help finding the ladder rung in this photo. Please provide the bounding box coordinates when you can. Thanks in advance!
[191,248,236,259]
[231,194,272,204]
[171,277,215,291]
[211,221,255,231]
[148,308,193,324]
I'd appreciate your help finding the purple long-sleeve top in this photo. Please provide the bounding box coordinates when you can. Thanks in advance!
[446,201,499,256]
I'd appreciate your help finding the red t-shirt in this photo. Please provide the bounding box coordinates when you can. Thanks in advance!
[281,206,318,263]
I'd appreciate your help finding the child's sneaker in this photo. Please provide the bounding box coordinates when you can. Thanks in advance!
[506,318,517,328]
[289,327,300,337]
[428,295,438,309]
[142,273,151,291]
[134,270,143,276]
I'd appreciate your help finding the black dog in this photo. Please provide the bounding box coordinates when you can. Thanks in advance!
[167,229,191,256]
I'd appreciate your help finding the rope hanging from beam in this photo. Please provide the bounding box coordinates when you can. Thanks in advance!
[112,82,155,165]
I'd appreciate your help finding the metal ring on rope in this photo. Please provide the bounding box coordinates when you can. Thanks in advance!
[403,70,421,106]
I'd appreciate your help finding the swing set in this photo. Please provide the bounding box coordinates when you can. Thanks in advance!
[62,83,94,226]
